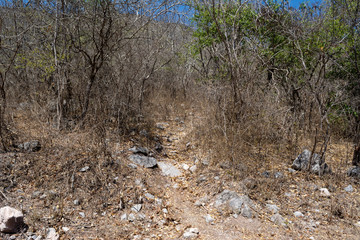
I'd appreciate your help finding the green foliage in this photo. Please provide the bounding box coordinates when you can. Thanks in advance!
[15,46,65,81]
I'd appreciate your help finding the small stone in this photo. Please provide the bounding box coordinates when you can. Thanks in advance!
[62,227,70,232]
[131,204,142,213]
[344,185,354,192]
[214,176,219,180]
[288,168,296,173]
[156,123,166,130]
[354,221,360,227]
[294,211,304,217]
[129,155,157,168]
[319,188,331,197]
[128,213,136,222]
[157,162,182,177]
[201,159,209,166]
[189,165,197,173]
[266,204,279,213]
[205,214,214,224]
[21,140,41,152]
[183,228,199,239]
[73,199,80,205]
[262,171,270,178]
[173,183,179,189]
[271,213,286,226]
[274,172,283,178]
[136,213,146,220]
[284,192,292,197]
[0,206,24,233]
[45,228,59,240]
[79,166,90,172]
[79,212,85,218]
[145,193,155,200]
[183,164,190,170]
[129,146,149,155]
[120,213,127,221]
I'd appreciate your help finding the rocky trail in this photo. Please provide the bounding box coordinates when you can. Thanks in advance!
[0,110,359,239]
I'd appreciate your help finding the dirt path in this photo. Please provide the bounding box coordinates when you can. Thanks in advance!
[153,116,294,240]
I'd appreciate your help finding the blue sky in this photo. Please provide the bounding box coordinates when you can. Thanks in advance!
[288,0,318,8]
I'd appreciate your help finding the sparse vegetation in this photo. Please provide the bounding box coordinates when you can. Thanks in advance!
[0,0,359,239]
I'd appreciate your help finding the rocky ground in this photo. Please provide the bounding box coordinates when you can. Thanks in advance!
[0,107,359,240]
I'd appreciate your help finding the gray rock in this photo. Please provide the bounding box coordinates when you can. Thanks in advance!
[129,154,157,168]
[292,149,331,175]
[162,208,168,214]
[182,164,190,170]
[120,213,127,221]
[214,190,239,207]
[157,162,182,177]
[215,190,253,218]
[79,166,90,172]
[73,199,80,205]
[145,193,155,200]
[79,212,85,218]
[241,204,252,218]
[271,213,286,226]
[262,171,270,178]
[129,146,149,155]
[183,228,199,239]
[266,204,279,213]
[45,228,59,240]
[189,165,197,173]
[0,206,24,233]
[19,140,41,152]
[319,188,331,197]
[274,172,283,179]
[348,166,360,178]
[62,227,70,232]
[136,213,146,220]
[128,213,136,222]
[156,123,166,130]
[131,204,142,213]
[205,214,214,224]
[294,211,304,217]
[344,185,354,192]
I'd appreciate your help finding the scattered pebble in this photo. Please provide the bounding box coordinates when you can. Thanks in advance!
[183,164,190,170]
[183,227,199,239]
[73,199,80,205]
[319,188,331,197]
[46,227,59,240]
[189,165,197,173]
[128,213,136,222]
[131,204,142,213]
[62,227,70,232]
[120,213,127,221]
[205,214,215,224]
[294,211,304,217]
[79,166,90,172]
[344,185,354,192]
[79,212,85,218]
[145,193,155,200]
[162,208,168,214]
